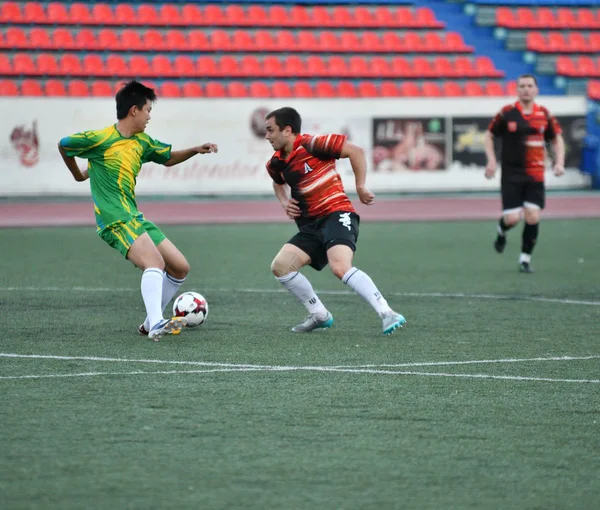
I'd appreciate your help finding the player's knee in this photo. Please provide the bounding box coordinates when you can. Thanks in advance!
[271,249,305,277]
[504,213,520,227]
[524,210,540,225]
[169,258,190,279]
[330,263,349,280]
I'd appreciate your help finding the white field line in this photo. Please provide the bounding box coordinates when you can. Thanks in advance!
[2,353,599,370]
[0,286,599,306]
[0,366,598,384]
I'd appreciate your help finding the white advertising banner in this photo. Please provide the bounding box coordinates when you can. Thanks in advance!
[0,96,589,196]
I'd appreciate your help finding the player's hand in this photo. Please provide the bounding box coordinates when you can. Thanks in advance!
[485,160,497,179]
[196,143,218,154]
[357,186,375,205]
[553,163,565,177]
[282,198,301,219]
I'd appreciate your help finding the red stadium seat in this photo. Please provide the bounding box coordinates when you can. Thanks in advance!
[373,7,395,28]
[412,57,434,77]
[556,8,577,28]
[340,32,361,53]
[106,55,128,76]
[328,56,349,77]
[526,32,546,52]
[45,79,67,96]
[196,56,218,77]
[249,81,270,98]
[547,33,567,52]
[255,30,277,51]
[434,56,456,77]
[275,30,297,51]
[151,56,173,77]
[271,81,293,98]
[68,80,89,97]
[485,81,506,96]
[219,56,240,76]
[138,5,159,25]
[320,31,342,52]
[23,2,46,24]
[5,28,28,49]
[160,82,181,98]
[69,3,91,24]
[577,56,598,77]
[0,2,22,23]
[337,81,357,97]
[399,82,420,96]
[0,79,19,96]
[121,30,144,51]
[36,53,59,75]
[292,81,313,98]
[30,28,52,49]
[444,32,471,52]
[160,5,182,25]
[464,82,484,96]
[423,33,444,52]
[226,81,248,97]
[128,55,150,76]
[59,54,82,74]
[247,6,269,26]
[182,81,203,97]
[379,81,400,97]
[181,4,202,25]
[188,30,210,51]
[297,31,320,52]
[403,32,423,52]
[588,81,600,100]
[98,29,121,51]
[231,31,254,51]
[454,57,476,78]
[268,6,288,27]
[357,81,378,97]
[47,2,69,23]
[91,4,114,25]
[393,7,414,28]
[75,29,97,50]
[442,81,462,97]
[590,33,600,53]
[263,56,283,76]
[21,79,44,96]
[364,32,385,52]
[224,5,245,25]
[515,8,536,28]
[496,7,515,28]
[290,6,311,27]
[240,55,261,76]
[370,57,391,76]
[115,5,137,26]
[415,8,442,28]
[211,30,232,51]
[348,56,369,76]
[283,56,304,76]
[165,30,188,51]
[315,81,336,98]
[52,28,75,50]
[91,80,112,97]
[83,55,105,76]
[576,9,599,29]
[143,30,165,51]
[312,7,334,26]
[475,56,503,77]
[556,56,576,76]
[391,57,411,77]
[331,6,353,27]
[174,56,195,76]
[203,5,225,25]
[306,56,327,76]
[537,8,557,29]
[422,82,442,97]
[353,7,376,27]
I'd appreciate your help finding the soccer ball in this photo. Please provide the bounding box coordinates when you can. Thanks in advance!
[173,291,208,328]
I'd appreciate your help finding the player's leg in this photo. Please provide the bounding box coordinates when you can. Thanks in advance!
[270,238,333,332]
[495,182,522,253]
[324,212,405,335]
[519,183,545,273]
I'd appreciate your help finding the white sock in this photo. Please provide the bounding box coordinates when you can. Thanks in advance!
[141,268,164,330]
[276,272,328,320]
[342,267,393,318]
[519,253,531,264]
[143,272,186,330]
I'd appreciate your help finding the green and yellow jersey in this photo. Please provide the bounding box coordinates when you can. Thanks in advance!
[60,124,171,230]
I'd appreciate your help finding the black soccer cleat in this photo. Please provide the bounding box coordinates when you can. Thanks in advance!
[519,262,534,273]
[494,235,507,253]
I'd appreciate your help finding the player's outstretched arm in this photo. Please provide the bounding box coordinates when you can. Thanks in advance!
[552,134,565,176]
[57,143,88,182]
[484,131,497,179]
[340,141,374,205]
[163,143,218,167]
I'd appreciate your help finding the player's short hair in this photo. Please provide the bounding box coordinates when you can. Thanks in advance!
[266,107,302,135]
[517,74,538,86]
[115,80,157,120]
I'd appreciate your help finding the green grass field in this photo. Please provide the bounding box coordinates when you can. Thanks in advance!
[1,219,599,510]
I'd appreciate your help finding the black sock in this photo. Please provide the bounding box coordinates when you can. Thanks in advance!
[521,223,539,254]
[498,217,514,236]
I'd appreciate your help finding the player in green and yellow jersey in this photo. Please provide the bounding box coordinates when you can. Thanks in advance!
[58,80,218,341]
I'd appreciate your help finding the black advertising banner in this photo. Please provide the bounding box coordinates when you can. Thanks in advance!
[372,117,446,172]
[451,115,586,170]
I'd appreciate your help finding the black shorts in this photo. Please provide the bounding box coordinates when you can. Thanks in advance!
[501,180,545,212]
[288,211,360,271]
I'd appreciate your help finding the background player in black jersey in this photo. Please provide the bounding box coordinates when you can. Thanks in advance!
[484,74,565,273]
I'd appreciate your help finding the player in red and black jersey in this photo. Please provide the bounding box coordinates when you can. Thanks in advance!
[484,74,565,273]
[265,107,405,335]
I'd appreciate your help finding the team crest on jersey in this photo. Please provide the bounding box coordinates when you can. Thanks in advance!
[10,121,39,167]
[304,162,313,174]
[508,122,517,132]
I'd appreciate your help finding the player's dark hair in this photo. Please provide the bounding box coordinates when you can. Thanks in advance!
[266,107,302,134]
[517,74,538,86]
[115,80,157,120]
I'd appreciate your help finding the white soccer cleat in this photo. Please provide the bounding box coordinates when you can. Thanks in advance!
[147,317,186,342]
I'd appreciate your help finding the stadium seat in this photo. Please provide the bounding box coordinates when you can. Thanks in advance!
[30,28,51,49]
[556,8,577,28]
[144,30,165,51]
[370,57,392,76]
[129,56,150,77]
[320,32,342,52]
[12,54,34,75]
[496,7,515,28]
[415,8,443,28]
[231,31,254,51]
[283,56,305,76]
[297,31,320,52]
[412,57,435,78]
[506,81,517,96]
[211,30,232,51]
[47,2,69,24]
[240,55,261,76]
[588,80,600,100]
[160,82,181,98]
[391,57,411,77]
[115,5,137,26]
[91,80,112,97]
[422,82,442,97]
[5,28,28,49]
[98,29,121,51]
[174,56,195,76]
[121,29,144,51]
[181,4,202,25]
[537,8,558,29]
[45,79,67,96]
[311,6,334,27]
[340,32,361,53]
[315,81,336,98]
[165,30,188,51]
[69,3,92,24]
[188,30,210,51]
[138,5,159,26]
[0,2,22,23]
[83,55,105,76]
[249,81,270,98]
[357,81,378,97]
[464,82,484,96]
[255,30,277,51]
[160,5,183,25]
[399,82,421,96]
[36,53,59,75]
[442,81,463,97]
[68,80,89,97]
[59,54,82,74]
[226,81,248,97]
[556,56,576,76]
[485,81,506,96]
[423,33,444,52]
[196,56,218,77]
[289,6,311,27]
[403,32,423,52]
[91,4,114,25]
[106,55,128,76]
[263,56,283,77]
[337,81,357,97]
[182,81,203,97]
[270,80,293,98]
[445,33,472,52]
[23,2,46,24]
[248,6,269,26]
[328,56,349,77]
[373,7,395,28]
[292,81,313,98]
[219,56,240,76]
[353,7,377,28]
[204,5,225,25]
[348,56,369,77]
[268,6,288,27]
[0,79,19,96]
[380,81,400,97]
[151,56,173,77]
[306,56,327,76]
[52,28,75,50]
[224,5,245,25]
[364,32,385,52]
[21,79,43,96]
[75,29,97,50]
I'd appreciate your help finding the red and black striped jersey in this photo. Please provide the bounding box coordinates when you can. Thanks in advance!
[488,101,562,182]
[266,134,355,224]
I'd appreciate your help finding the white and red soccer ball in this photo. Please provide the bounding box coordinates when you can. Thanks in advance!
[173,291,208,328]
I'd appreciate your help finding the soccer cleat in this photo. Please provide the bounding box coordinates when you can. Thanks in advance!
[147,317,186,342]
[382,311,406,336]
[519,262,534,273]
[494,234,506,253]
[291,312,334,333]
[138,324,149,336]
